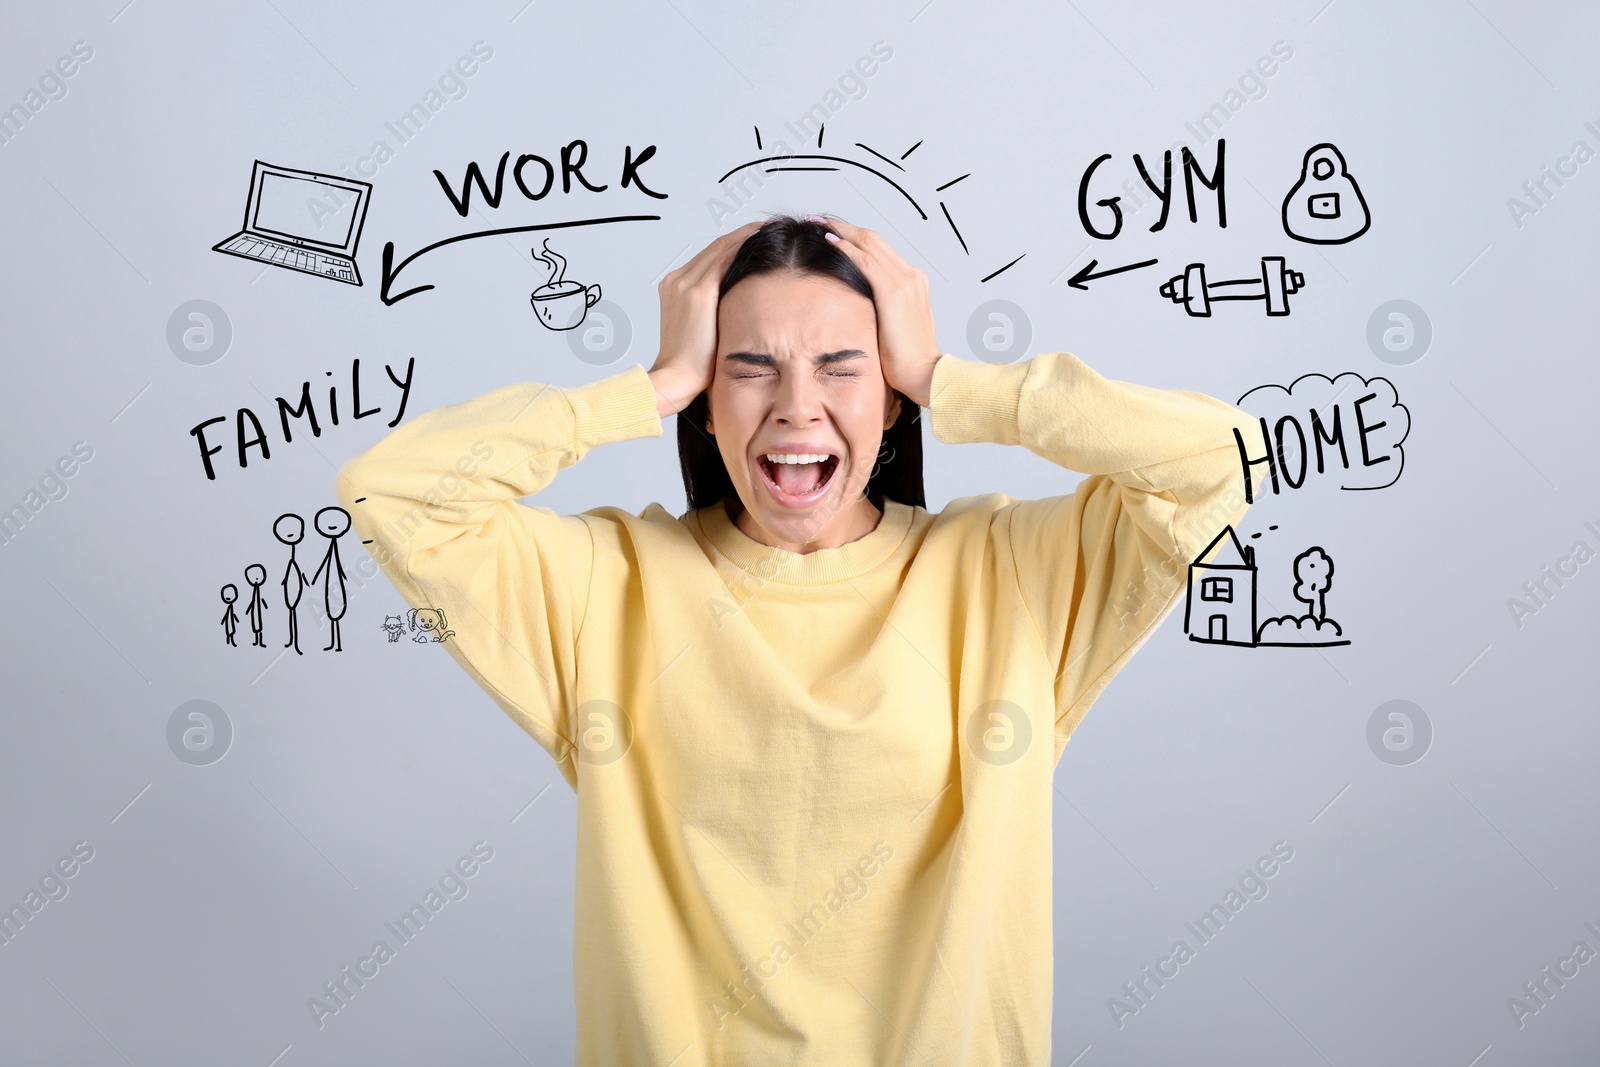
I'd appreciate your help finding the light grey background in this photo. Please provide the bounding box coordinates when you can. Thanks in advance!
[2,0,1596,1063]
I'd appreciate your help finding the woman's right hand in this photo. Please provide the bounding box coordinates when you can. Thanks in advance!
[648,219,766,418]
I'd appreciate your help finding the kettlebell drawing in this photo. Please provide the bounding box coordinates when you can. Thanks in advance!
[1282,143,1370,245]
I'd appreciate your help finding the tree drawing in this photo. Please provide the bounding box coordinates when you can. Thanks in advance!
[1292,547,1334,621]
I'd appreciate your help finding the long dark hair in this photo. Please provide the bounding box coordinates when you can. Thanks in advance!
[675,214,926,512]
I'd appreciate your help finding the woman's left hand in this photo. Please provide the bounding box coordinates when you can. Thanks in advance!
[816,216,943,408]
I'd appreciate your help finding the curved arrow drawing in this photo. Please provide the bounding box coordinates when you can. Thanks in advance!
[380,215,662,305]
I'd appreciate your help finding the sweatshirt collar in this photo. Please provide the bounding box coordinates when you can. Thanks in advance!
[693,495,915,586]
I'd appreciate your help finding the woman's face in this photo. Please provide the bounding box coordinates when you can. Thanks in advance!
[707,269,901,553]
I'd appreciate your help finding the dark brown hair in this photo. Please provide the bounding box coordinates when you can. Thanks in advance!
[675,214,926,511]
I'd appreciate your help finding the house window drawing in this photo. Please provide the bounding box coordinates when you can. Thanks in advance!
[1184,526,1350,648]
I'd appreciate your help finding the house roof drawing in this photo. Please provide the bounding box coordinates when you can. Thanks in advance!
[1194,525,1255,570]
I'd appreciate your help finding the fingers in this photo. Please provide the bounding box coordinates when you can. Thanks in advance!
[822,218,918,283]
[819,217,890,261]
[666,219,765,292]
[826,223,913,297]
[701,219,765,278]
[813,216,872,271]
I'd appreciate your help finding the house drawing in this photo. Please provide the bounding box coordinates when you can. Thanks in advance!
[1184,525,1352,648]
[1184,526,1258,646]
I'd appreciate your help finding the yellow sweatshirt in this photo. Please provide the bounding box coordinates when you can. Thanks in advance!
[335,350,1257,1066]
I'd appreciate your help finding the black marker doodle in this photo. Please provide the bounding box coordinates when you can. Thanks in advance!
[382,215,658,305]
[1077,140,1227,240]
[1066,257,1159,290]
[275,513,308,655]
[310,507,351,652]
[529,239,601,331]
[381,615,406,642]
[1261,547,1343,644]
[408,608,455,643]
[715,126,1027,284]
[244,564,269,647]
[1159,257,1305,317]
[432,142,667,217]
[216,508,365,654]
[220,584,239,647]
[374,141,667,304]
[1234,372,1409,499]
[1282,144,1369,245]
[187,357,415,481]
[1184,527,1351,648]
[212,161,372,285]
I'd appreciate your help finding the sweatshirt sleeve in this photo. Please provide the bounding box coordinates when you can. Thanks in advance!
[927,350,1258,753]
[334,363,662,781]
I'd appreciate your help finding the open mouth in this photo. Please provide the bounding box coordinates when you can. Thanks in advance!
[756,452,841,506]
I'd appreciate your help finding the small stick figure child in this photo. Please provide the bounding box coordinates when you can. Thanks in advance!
[220,584,240,647]
[244,564,269,647]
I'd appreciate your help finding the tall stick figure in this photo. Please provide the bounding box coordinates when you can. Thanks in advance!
[244,564,269,647]
[275,513,308,655]
[220,584,239,647]
[311,506,351,652]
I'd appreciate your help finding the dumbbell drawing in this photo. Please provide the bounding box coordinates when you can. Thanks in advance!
[1159,257,1305,317]
[1282,143,1369,245]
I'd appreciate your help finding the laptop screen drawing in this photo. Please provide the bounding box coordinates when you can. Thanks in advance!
[251,167,366,253]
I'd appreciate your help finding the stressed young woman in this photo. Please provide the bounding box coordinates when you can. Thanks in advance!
[336,214,1258,1065]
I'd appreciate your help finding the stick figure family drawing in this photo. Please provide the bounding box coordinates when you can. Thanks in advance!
[219,507,351,652]
[218,506,456,653]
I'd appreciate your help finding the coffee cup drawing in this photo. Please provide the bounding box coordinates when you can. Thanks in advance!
[529,239,602,331]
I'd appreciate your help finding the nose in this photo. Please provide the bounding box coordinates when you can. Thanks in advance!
[771,366,826,425]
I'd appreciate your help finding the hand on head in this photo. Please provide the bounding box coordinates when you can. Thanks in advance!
[810,216,943,408]
[648,219,767,418]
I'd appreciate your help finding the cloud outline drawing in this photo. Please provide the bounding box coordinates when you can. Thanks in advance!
[1236,371,1411,493]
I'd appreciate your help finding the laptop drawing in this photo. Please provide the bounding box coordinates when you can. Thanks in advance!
[212,161,372,285]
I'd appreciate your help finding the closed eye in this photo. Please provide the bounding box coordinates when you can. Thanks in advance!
[729,370,858,379]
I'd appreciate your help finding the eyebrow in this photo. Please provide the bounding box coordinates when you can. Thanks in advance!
[722,349,867,368]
